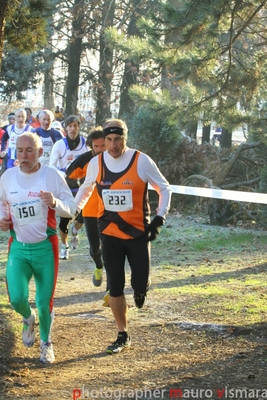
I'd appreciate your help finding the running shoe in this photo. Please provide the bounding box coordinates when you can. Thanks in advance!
[134,292,146,309]
[92,267,103,287]
[102,290,110,307]
[71,226,79,249]
[40,340,55,363]
[22,310,36,347]
[60,246,69,260]
[106,333,131,354]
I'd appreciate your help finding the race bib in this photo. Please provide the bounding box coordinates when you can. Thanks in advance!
[11,199,44,225]
[10,138,17,159]
[11,148,16,159]
[42,149,51,158]
[102,189,133,212]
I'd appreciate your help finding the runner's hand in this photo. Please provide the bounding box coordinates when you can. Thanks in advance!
[146,216,164,241]
[0,217,12,231]
[40,190,56,208]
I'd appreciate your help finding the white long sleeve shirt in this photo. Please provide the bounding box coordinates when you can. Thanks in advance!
[0,165,76,243]
[49,137,88,174]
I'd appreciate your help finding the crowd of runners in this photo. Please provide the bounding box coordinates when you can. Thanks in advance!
[0,109,172,364]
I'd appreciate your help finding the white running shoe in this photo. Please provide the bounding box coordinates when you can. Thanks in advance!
[70,234,79,249]
[22,310,36,347]
[40,340,55,363]
[71,226,79,249]
[60,246,69,260]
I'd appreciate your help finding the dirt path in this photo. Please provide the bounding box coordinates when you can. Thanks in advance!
[1,213,267,400]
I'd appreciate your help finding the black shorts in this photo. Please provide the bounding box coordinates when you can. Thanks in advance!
[101,234,150,297]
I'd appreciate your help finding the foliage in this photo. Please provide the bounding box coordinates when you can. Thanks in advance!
[106,0,267,140]
[259,166,267,194]
[191,143,267,226]
[0,0,54,97]
[0,49,44,102]
[4,0,51,52]
[125,103,183,169]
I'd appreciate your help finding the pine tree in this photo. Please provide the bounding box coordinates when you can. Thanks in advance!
[0,0,51,70]
[106,0,267,146]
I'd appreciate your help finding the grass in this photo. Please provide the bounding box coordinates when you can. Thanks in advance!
[0,213,267,331]
[160,223,267,252]
[156,260,267,323]
[190,232,260,251]
[151,215,267,326]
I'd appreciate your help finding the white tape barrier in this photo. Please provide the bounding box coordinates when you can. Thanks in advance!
[149,184,267,205]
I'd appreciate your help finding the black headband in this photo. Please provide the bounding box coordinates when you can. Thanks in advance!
[103,127,125,137]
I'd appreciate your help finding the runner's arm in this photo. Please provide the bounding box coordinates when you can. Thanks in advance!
[74,157,98,212]
[138,154,172,219]
[46,168,76,218]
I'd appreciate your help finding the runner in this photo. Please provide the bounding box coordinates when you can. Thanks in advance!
[1,108,34,169]
[75,118,172,354]
[49,115,88,259]
[65,127,108,293]
[34,109,63,166]
[0,133,76,363]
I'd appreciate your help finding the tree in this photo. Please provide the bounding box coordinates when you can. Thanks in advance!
[0,1,9,69]
[220,128,232,149]
[94,0,116,124]
[202,124,211,144]
[118,0,147,118]
[64,0,87,116]
[106,0,267,145]
[0,0,51,70]
[43,43,55,110]
[0,49,44,102]
[43,0,116,120]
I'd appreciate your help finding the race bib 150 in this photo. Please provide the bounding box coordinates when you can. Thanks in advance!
[11,199,44,225]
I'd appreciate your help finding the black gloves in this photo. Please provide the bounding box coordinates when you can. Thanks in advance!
[146,215,164,241]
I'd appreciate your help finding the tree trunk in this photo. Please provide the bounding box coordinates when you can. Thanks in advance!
[185,121,198,140]
[0,0,8,71]
[202,123,211,144]
[43,44,55,110]
[213,141,261,187]
[65,0,85,116]
[119,61,139,118]
[65,38,82,116]
[119,0,144,118]
[220,128,232,148]
[96,0,115,125]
